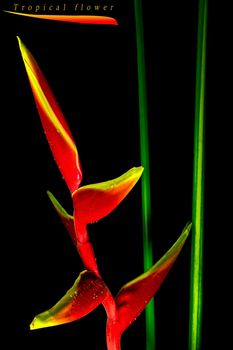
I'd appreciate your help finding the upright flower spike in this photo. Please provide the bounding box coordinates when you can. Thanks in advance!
[17,37,82,194]
[18,38,191,350]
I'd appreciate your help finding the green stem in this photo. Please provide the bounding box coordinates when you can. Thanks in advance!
[189,0,208,349]
[133,1,155,349]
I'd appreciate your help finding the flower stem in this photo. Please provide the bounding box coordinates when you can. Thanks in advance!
[77,240,100,276]
[189,0,208,349]
[103,288,118,322]
[106,314,122,350]
[134,1,155,349]
[102,281,120,349]
[74,222,100,276]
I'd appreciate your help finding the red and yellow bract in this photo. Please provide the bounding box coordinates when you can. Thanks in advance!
[30,270,108,330]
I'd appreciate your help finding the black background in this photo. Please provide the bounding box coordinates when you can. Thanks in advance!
[0,0,229,349]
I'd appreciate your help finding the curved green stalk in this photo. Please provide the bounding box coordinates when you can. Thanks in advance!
[133,1,155,349]
[189,0,208,349]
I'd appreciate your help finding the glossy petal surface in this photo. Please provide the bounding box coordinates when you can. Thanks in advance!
[30,270,107,330]
[115,222,191,334]
[17,37,82,193]
[73,167,144,224]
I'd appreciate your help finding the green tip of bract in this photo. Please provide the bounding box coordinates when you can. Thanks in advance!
[47,190,72,219]
[132,165,144,177]
[30,313,52,330]
[183,221,192,236]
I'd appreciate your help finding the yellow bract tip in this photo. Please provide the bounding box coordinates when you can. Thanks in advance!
[17,36,24,52]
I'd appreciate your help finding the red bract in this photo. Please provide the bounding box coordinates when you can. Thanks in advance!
[18,37,191,349]
[17,37,82,194]
[106,223,191,349]
[114,222,190,335]
[72,167,144,225]
[30,270,108,330]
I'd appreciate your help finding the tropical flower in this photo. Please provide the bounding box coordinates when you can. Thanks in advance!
[18,37,191,350]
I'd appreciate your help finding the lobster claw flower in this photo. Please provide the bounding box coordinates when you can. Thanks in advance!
[30,270,107,330]
[18,37,191,349]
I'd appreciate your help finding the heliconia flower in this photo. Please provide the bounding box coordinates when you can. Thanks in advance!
[5,11,118,25]
[18,37,191,349]
[30,270,108,330]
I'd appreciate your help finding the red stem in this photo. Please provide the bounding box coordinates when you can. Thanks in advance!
[75,220,121,350]
[74,221,89,243]
[99,274,121,350]
[74,221,100,275]
[106,318,122,350]
[102,288,118,321]
[77,240,100,276]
